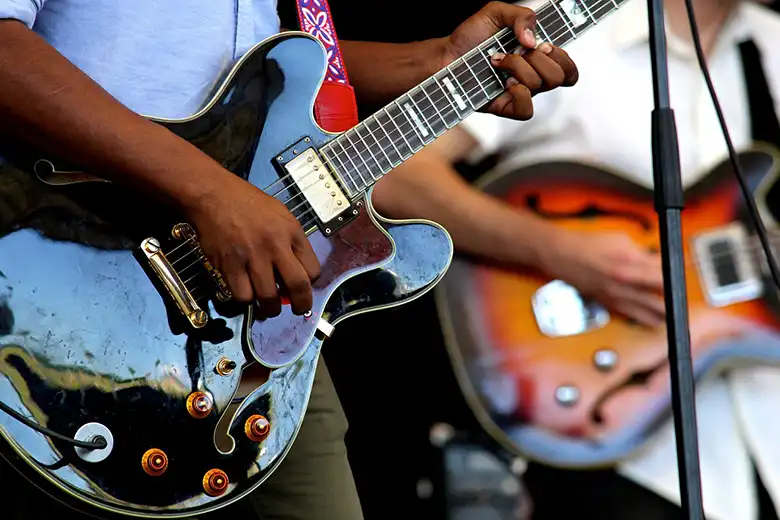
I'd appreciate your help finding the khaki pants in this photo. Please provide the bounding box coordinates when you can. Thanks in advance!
[1,360,363,520]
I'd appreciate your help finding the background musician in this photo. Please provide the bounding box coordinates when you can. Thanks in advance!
[331,0,780,518]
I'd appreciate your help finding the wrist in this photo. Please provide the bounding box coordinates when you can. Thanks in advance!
[428,36,455,74]
[391,37,450,88]
[525,220,571,272]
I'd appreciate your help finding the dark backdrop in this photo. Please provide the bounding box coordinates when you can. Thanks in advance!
[279,1,780,519]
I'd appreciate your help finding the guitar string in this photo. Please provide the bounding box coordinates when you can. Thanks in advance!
[261,31,519,200]
[172,31,534,297]
[164,25,539,267]
[256,0,576,204]
[280,1,618,225]
[171,1,618,294]
[167,1,614,294]
[265,4,596,207]
[289,1,618,230]
[284,0,620,206]
[314,2,613,180]
[272,26,577,223]
[182,225,780,304]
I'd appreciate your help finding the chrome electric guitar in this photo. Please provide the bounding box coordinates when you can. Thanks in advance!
[0,0,626,516]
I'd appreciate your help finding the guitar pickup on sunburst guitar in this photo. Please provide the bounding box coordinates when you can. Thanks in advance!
[272,136,357,236]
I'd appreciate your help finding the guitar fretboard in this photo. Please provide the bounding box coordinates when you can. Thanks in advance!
[319,0,629,199]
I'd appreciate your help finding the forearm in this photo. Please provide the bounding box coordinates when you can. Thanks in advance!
[339,39,446,106]
[0,20,237,213]
[371,152,558,269]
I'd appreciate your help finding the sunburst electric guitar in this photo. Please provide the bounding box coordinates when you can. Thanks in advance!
[437,144,780,469]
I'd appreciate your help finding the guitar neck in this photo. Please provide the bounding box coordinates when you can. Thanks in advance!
[320,0,630,198]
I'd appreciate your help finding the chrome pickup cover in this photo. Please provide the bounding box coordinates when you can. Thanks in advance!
[283,147,350,224]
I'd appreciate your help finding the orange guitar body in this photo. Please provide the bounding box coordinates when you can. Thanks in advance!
[437,146,780,468]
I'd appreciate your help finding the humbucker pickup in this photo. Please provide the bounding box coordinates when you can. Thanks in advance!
[277,140,350,223]
[273,138,356,235]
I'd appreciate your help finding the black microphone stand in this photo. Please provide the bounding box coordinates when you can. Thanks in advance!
[647,0,705,518]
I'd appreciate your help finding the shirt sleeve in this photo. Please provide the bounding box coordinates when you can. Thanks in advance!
[0,0,45,28]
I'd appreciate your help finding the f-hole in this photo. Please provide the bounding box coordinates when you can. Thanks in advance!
[214,362,271,453]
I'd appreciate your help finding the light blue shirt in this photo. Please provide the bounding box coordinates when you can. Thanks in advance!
[0,0,280,118]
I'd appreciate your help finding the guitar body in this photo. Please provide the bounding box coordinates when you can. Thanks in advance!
[0,32,452,517]
[437,147,780,469]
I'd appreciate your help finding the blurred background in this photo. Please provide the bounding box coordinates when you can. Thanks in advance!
[277,1,780,519]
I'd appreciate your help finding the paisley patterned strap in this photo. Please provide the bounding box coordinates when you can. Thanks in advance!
[295,0,351,85]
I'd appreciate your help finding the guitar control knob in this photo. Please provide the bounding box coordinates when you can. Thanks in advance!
[186,391,213,419]
[555,385,580,407]
[244,414,271,442]
[141,448,169,476]
[203,469,229,496]
[593,349,618,372]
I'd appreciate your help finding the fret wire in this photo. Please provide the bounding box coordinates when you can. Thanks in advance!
[590,3,612,19]
[445,64,476,110]
[331,53,495,169]
[336,139,368,188]
[480,42,505,85]
[343,132,374,182]
[323,147,358,195]
[362,120,396,169]
[551,0,578,39]
[330,56,491,174]
[383,107,414,158]
[433,76,460,114]
[420,83,451,129]
[320,0,626,196]
[294,5,612,217]
[395,99,427,146]
[575,0,598,23]
[538,3,562,25]
[371,114,405,164]
[491,34,509,53]
[537,21,553,42]
[462,53,490,99]
[339,62,492,168]
[352,127,384,180]
[298,0,626,213]
[407,94,436,138]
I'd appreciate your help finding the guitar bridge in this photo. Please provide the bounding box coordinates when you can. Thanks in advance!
[140,223,232,329]
[141,236,208,329]
[171,224,232,302]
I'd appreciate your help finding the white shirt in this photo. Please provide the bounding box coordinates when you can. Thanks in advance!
[460,2,780,520]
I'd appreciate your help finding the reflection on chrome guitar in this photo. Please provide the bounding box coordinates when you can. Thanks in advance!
[437,144,780,469]
[0,0,629,515]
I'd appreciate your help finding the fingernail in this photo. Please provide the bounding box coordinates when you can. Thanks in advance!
[538,42,553,54]
[491,52,506,64]
[506,77,519,87]
[523,28,536,47]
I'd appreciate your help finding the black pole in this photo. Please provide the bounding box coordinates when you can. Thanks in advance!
[646,0,705,518]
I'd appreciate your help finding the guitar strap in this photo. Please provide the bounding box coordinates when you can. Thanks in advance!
[294,0,360,132]
[738,38,780,148]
